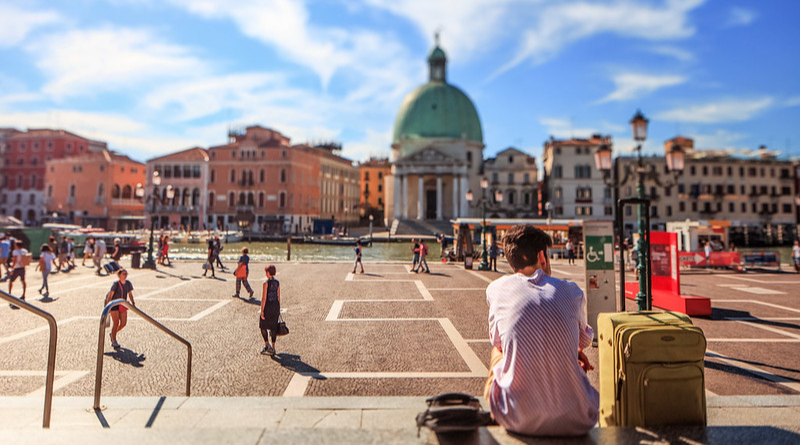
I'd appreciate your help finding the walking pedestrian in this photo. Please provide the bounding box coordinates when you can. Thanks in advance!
[352,240,365,274]
[111,238,123,265]
[156,235,164,264]
[793,240,800,273]
[417,239,430,273]
[93,237,107,275]
[704,241,712,268]
[104,269,136,349]
[67,237,76,269]
[259,265,281,355]
[566,239,575,265]
[213,237,225,269]
[82,237,94,266]
[202,237,216,278]
[160,236,170,266]
[488,241,499,272]
[233,247,255,299]
[410,239,420,272]
[58,236,69,272]
[37,244,56,298]
[8,241,29,307]
[0,233,10,281]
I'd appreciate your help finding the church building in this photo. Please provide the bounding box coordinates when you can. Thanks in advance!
[386,39,484,222]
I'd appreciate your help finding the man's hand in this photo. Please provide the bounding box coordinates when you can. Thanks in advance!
[578,348,593,373]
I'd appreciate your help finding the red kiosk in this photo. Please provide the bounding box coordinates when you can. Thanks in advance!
[625,231,711,316]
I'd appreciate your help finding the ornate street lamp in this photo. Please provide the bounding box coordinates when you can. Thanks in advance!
[466,178,501,271]
[595,110,685,311]
[136,172,175,270]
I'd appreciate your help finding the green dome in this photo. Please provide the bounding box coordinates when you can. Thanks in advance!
[392,82,483,146]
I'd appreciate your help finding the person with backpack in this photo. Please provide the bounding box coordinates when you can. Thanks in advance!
[37,244,56,298]
[416,239,430,273]
[8,241,29,307]
[104,268,136,349]
[259,265,281,355]
[233,247,254,299]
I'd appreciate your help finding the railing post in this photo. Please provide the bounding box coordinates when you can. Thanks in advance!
[0,290,57,428]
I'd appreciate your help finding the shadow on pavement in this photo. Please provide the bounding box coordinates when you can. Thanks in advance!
[38,296,58,303]
[154,269,192,281]
[270,353,321,377]
[105,347,146,367]
[237,296,261,306]
[712,307,800,332]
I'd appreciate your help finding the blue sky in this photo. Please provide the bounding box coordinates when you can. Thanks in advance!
[1,0,798,164]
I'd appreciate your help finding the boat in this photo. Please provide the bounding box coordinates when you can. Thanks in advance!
[302,235,370,246]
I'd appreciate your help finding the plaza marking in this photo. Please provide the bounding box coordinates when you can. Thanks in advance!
[707,350,800,392]
[550,267,578,276]
[715,300,800,315]
[283,374,312,397]
[466,270,493,284]
[465,339,492,343]
[726,317,800,321]
[706,339,800,343]
[0,316,84,345]
[428,288,486,291]
[723,276,800,284]
[735,320,800,340]
[731,287,786,295]
[0,370,89,397]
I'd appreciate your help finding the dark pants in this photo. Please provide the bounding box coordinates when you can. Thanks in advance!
[236,277,253,295]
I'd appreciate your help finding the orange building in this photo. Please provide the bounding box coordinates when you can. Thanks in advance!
[206,126,321,234]
[358,158,391,220]
[44,149,145,231]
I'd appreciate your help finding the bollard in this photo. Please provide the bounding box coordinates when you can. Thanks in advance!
[287,237,291,261]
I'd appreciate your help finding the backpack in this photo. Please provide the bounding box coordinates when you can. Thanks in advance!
[416,393,494,435]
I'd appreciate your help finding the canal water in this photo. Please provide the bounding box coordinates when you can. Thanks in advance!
[169,241,444,263]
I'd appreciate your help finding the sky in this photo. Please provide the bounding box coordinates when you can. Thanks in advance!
[1,0,799,164]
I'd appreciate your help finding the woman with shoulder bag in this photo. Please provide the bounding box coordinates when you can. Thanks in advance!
[259,265,281,355]
[105,269,135,349]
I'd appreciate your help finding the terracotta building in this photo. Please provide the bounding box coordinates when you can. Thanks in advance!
[44,148,145,231]
[1,129,107,224]
[145,147,210,231]
[205,126,321,234]
[358,158,391,221]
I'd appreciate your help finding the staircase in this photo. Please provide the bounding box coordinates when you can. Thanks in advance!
[391,219,452,237]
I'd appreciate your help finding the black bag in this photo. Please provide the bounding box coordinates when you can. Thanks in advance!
[276,314,289,336]
[202,262,211,270]
[416,393,494,435]
[103,261,121,274]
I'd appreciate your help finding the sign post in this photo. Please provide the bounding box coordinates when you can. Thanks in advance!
[583,221,617,340]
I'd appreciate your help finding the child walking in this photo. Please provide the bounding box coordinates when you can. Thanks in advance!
[259,265,281,355]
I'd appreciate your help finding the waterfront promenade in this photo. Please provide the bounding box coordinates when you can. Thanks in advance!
[1,257,799,443]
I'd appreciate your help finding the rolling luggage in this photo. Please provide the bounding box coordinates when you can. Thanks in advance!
[103,261,121,274]
[598,311,707,427]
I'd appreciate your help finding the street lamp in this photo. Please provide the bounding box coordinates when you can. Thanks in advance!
[136,171,175,270]
[544,202,553,226]
[595,110,685,311]
[466,178,501,271]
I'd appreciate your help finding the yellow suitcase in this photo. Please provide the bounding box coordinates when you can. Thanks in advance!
[598,311,707,427]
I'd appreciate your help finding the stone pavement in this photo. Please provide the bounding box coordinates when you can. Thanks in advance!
[1,256,800,443]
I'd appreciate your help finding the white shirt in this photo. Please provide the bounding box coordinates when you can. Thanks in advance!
[486,270,598,436]
[40,252,56,272]
[95,239,107,256]
[793,245,800,259]
[704,244,712,256]
[12,249,28,269]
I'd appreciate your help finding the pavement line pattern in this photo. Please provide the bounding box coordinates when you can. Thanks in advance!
[186,300,231,322]
[27,371,89,397]
[735,320,800,340]
[723,276,800,284]
[550,267,578,276]
[415,281,434,301]
[428,288,485,291]
[726,317,800,321]
[714,300,800,314]
[283,374,312,397]
[0,316,83,345]
[706,339,800,342]
[134,280,194,299]
[466,269,493,283]
[706,350,800,392]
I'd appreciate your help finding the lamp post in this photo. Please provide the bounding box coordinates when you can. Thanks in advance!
[136,172,174,270]
[369,214,374,241]
[595,110,685,311]
[466,178,501,271]
[545,201,553,226]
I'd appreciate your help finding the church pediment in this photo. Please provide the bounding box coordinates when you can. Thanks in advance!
[395,147,464,167]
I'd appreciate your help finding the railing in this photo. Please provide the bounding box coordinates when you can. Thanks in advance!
[93,299,192,410]
[0,290,57,428]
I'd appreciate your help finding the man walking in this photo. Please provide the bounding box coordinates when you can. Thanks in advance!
[484,225,597,436]
[352,240,365,274]
[93,237,107,275]
[410,239,420,272]
[8,241,29,308]
[0,233,10,281]
[417,239,430,273]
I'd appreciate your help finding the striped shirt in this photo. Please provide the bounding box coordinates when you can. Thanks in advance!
[486,269,598,436]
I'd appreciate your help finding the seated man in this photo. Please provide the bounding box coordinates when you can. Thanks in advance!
[485,224,598,436]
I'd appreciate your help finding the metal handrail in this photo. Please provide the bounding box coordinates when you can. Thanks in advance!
[0,290,57,428]
[93,299,192,410]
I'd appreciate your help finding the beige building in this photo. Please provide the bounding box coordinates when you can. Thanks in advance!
[317,143,360,226]
[482,147,539,218]
[542,135,614,219]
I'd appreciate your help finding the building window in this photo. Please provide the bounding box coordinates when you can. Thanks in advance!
[69,184,76,198]
[553,165,562,178]
[232,151,236,159]
[365,171,370,181]
[666,205,672,216]
[228,192,235,207]
[508,173,514,184]
[210,170,215,183]
[554,187,562,199]
[378,184,383,192]
[208,192,215,210]
[280,169,287,183]
[605,206,613,216]
[741,202,746,213]
[492,172,498,183]
[279,191,286,208]
[230,169,235,183]
[260,169,265,183]
[783,204,792,213]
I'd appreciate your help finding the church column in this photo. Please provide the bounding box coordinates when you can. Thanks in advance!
[401,174,408,219]
[417,175,424,220]
[393,173,401,221]
[436,175,443,220]
[460,175,469,218]
[452,175,459,218]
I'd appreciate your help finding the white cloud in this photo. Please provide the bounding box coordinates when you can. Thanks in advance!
[494,0,706,78]
[597,73,686,103]
[785,96,800,107]
[648,45,695,62]
[540,117,599,139]
[343,128,392,162]
[655,97,773,123]
[0,4,60,48]
[691,129,747,150]
[727,7,757,27]
[26,26,207,99]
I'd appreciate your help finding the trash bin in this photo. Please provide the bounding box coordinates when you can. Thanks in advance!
[131,251,142,269]
[465,255,473,270]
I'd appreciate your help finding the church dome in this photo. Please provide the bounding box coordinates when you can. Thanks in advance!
[392,43,483,149]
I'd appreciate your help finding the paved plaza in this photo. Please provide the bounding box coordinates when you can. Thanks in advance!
[1,256,800,441]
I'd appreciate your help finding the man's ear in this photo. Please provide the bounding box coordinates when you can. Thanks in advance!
[537,249,547,267]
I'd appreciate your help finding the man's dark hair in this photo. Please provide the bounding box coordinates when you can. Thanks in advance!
[503,225,552,272]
